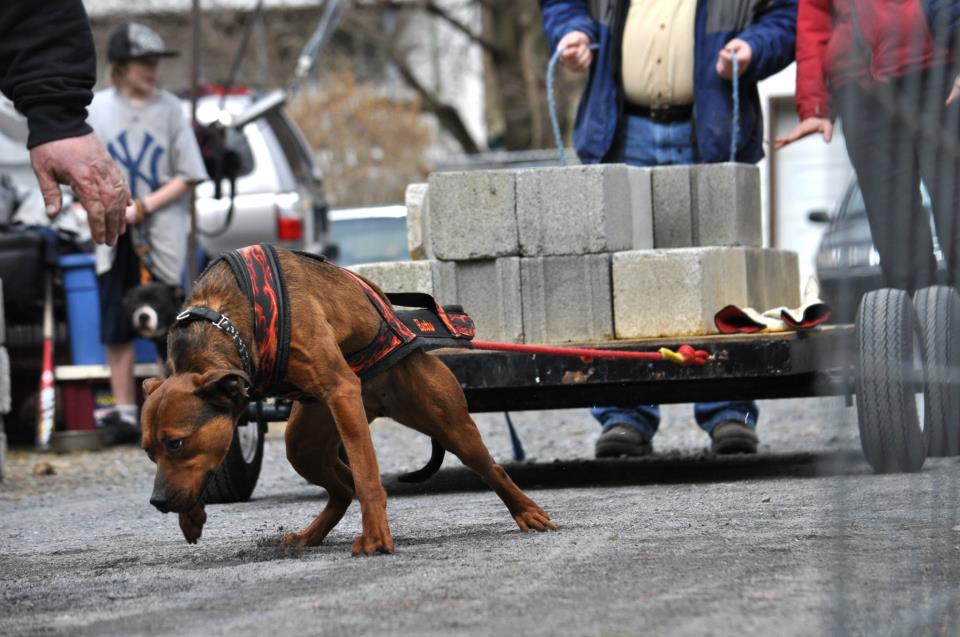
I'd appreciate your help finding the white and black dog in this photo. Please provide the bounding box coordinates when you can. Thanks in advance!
[122,283,184,362]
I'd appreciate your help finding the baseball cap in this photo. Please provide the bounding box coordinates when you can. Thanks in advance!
[107,22,179,63]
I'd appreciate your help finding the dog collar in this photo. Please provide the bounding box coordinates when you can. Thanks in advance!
[174,307,254,381]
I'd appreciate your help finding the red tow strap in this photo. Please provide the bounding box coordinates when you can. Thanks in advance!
[469,340,711,366]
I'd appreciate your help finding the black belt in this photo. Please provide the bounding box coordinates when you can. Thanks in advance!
[624,102,692,123]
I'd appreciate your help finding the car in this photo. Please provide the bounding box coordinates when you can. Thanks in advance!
[326,205,408,267]
[190,90,328,259]
[813,180,941,322]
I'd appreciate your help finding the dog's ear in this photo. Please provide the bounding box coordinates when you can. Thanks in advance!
[143,377,164,396]
[193,369,251,409]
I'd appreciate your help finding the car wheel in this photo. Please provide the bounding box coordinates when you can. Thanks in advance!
[913,286,960,456]
[855,288,927,473]
[203,416,266,504]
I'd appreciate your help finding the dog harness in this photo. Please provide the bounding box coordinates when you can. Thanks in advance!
[174,244,475,399]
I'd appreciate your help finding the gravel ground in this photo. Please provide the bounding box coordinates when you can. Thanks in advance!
[2,397,960,636]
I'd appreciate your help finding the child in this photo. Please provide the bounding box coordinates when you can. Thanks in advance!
[89,22,208,443]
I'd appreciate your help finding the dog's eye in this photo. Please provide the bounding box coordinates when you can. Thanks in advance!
[165,438,185,453]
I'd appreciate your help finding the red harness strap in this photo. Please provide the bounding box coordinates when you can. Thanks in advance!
[220,244,290,397]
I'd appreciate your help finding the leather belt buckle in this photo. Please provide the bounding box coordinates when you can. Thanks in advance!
[648,106,671,123]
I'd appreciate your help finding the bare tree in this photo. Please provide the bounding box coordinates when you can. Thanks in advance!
[288,67,432,207]
[346,0,585,154]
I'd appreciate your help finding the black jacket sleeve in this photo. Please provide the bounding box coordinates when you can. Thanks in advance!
[0,0,96,148]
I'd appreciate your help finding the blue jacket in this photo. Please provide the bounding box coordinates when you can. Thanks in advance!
[540,0,797,164]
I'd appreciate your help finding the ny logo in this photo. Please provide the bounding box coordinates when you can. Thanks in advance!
[108,131,165,198]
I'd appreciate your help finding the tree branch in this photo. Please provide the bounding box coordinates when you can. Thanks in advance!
[343,12,482,154]
[353,0,506,59]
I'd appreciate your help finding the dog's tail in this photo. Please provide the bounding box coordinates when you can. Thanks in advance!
[397,438,446,483]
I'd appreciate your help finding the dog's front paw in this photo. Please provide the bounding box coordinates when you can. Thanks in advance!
[351,531,395,557]
[279,532,308,548]
[513,505,557,533]
[179,505,207,544]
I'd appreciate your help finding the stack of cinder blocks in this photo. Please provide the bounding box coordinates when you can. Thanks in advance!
[0,280,8,481]
[351,163,800,343]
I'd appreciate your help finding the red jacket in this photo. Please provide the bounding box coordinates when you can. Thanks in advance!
[796,0,949,120]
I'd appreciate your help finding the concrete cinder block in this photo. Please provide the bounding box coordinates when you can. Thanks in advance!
[651,165,693,248]
[516,165,636,256]
[691,163,762,247]
[613,248,748,338]
[521,254,613,343]
[348,260,457,304]
[628,167,654,250]
[427,170,518,260]
[453,257,523,343]
[0,346,9,415]
[744,248,801,310]
[405,182,431,260]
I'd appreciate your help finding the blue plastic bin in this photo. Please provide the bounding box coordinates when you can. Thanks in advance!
[59,253,157,365]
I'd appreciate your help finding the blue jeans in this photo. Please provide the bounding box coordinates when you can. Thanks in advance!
[592,112,759,441]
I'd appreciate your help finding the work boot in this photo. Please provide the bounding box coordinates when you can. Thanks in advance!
[710,421,758,455]
[595,424,652,458]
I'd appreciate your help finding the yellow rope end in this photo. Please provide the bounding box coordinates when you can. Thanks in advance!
[659,347,685,364]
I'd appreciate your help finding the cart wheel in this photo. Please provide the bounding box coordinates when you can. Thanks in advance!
[913,286,960,456]
[855,288,927,473]
[203,416,266,504]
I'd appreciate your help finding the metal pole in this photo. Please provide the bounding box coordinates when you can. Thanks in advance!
[187,0,202,291]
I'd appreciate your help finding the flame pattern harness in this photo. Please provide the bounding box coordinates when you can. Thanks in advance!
[174,244,475,400]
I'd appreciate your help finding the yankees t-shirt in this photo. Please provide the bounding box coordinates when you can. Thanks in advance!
[89,88,208,286]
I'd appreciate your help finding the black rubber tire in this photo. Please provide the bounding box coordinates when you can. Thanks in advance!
[855,288,927,473]
[913,285,960,456]
[203,417,266,504]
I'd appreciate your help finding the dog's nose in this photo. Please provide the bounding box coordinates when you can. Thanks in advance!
[150,496,170,513]
[138,313,150,327]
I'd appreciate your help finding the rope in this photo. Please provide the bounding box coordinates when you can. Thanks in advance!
[470,340,711,366]
[730,53,739,163]
[546,43,742,164]
[547,43,598,166]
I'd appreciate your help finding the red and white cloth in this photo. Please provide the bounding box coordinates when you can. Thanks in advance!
[714,278,832,334]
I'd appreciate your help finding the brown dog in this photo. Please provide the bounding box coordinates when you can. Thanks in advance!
[141,247,555,555]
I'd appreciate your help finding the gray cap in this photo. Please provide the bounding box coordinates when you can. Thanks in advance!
[107,22,179,63]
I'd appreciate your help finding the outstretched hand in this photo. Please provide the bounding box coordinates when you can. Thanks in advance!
[774,117,834,149]
[557,31,594,73]
[29,132,129,246]
[947,73,960,106]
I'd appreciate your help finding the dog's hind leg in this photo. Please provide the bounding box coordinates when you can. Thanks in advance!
[281,401,356,548]
[378,351,556,533]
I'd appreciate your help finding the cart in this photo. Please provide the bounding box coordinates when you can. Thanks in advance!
[204,285,959,503]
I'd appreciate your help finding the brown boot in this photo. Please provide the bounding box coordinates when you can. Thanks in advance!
[595,424,653,458]
[710,421,758,455]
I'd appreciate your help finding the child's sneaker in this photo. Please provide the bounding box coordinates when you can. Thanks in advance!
[98,410,141,446]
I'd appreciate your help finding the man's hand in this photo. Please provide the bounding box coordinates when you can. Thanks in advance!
[557,31,594,73]
[29,133,129,246]
[716,38,753,80]
[774,117,834,149]
[947,73,960,106]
